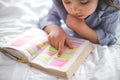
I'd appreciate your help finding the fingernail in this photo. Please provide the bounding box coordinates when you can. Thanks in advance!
[57,54,60,57]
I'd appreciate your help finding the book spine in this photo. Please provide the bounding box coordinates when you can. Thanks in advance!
[4,52,27,63]
[4,52,19,61]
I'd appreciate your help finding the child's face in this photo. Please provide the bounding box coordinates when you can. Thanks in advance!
[62,0,99,19]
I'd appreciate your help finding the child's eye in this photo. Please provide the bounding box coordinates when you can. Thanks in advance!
[64,1,71,4]
[80,1,89,5]
[63,0,71,4]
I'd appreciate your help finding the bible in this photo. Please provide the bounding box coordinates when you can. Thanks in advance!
[0,28,94,79]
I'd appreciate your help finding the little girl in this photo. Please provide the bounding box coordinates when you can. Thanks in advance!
[39,0,120,56]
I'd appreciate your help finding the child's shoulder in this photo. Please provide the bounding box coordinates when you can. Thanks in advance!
[96,0,120,19]
[98,1,108,11]
[98,0,120,11]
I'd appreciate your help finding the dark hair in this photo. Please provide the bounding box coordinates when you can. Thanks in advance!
[103,0,120,10]
[57,0,120,10]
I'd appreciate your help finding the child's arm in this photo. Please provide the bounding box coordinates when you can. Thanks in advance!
[44,24,73,56]
[39,1,73,55]
[66,15,98,44]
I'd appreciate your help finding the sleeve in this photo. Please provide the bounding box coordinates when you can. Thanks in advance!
[38,0,61,29]
[96,4,120,45]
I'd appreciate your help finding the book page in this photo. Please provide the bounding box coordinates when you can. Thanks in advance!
[31,38,88,71]
[5,28,48,61]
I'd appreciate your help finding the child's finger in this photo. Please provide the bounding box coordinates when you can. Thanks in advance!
[65,38,73,49]
[57,41,64,57]
[48,36,56,48]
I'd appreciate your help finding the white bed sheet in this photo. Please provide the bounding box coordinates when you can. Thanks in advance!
[0,0,120,80]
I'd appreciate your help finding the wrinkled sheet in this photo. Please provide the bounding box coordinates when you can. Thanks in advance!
[0,0,120,80]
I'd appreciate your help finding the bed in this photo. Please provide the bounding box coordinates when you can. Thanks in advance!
[0,0,120,80]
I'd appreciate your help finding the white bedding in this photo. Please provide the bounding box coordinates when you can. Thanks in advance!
[0,0,120,80]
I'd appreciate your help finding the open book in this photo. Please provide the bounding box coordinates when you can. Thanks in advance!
[0,28,94,79]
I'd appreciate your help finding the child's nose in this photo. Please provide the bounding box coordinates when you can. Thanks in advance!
[71,4,78,10]
[71,5,81,15]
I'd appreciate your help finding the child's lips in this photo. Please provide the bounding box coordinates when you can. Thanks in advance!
[75,14,88,19]
[76,15,84,18]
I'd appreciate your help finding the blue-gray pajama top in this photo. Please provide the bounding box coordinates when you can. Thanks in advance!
[39,0,120,45]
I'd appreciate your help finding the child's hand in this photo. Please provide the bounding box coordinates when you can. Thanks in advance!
[66,14,85,31]
[44,24,73,57]
[66,14,98,44]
